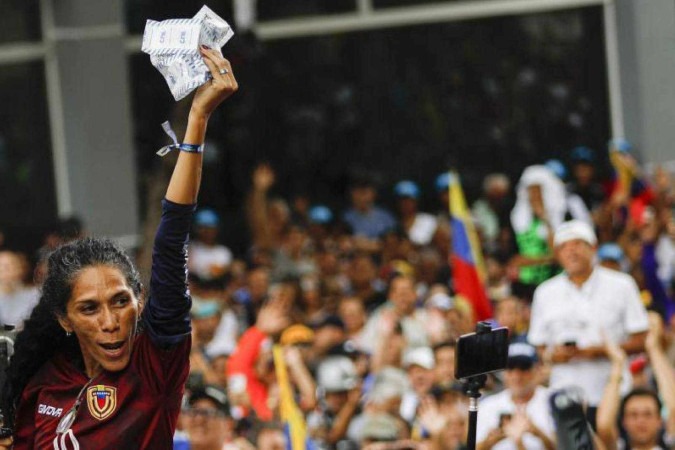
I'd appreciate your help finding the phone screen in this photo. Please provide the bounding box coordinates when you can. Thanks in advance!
[455,327,509,379]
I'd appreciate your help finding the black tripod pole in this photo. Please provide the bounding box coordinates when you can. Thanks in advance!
[464,374,487,450]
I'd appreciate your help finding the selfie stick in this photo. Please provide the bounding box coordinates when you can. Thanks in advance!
[464,322,491,450]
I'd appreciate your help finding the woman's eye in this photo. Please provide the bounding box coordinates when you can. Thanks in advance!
[80,305,97,314]
[114,297,130,307]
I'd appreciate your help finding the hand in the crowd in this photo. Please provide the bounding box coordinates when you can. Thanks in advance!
[551,344,578,363]
[503,413,529,443]
[604,335,626,367]
[190,47,238,118]
[378,309,400,337]
[255,300,290,335]
[645,311,665,352]
[283,346,303,368]
[252,164,275,192]
[417,396,446,436]
[345,384,362,408]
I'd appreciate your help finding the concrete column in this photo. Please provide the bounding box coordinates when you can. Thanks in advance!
[43,0,139,243]
[614,0,675,166]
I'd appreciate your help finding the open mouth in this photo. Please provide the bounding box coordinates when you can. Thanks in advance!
[98,341,127,358]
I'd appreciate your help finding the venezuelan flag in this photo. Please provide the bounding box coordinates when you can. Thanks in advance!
[449,172,492,321]
[272,345,314,450]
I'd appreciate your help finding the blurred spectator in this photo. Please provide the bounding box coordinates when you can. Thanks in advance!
[180,385,237,450]
[509,165,561,287]
[232,266,270,328]
[189,299,232,388]
[597,242,625,271]
[433,340,457,389]
[0,250,39,329]
[342,174,396,241]
[188,208,233,281]
[472,173,512,253]
[400,346,436,423]
[310,355,362,447]
[247,164,290,252]
[338,296,368,350]
[494,296,529,343]
[394,180,438,247]
[528,220,649,417]
[567,146,606,212]
[476,343,556,450]
[345,252,387,312]
[362,274,429,360]
[597,313,675,450]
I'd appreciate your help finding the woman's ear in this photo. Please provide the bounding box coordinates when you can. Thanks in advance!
[57,315,73,334]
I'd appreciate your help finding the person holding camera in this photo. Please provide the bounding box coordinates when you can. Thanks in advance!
[0,47,238,449]
[476,343,555,450]
[528,220,650,423]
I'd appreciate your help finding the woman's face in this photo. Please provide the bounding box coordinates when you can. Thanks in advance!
[58,265,141,377]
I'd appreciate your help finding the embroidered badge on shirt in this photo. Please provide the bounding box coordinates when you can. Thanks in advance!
[86,385,117,420]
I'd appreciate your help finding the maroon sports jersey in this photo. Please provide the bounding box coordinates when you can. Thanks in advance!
[12,200,196,449]
[13,332,190,449]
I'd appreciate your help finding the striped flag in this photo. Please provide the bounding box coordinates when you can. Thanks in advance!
[272,345,314,450]
[449,172,493,321]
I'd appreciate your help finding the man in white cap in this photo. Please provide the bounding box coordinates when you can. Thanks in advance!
[527,220,649,424]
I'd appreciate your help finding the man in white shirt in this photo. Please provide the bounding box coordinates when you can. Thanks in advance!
[528,220,649,420]
[476,343,556,450]
[188,208,233,281]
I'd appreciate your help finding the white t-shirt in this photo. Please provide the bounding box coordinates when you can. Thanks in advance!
[476,386,555,450]
[205,309,239,358]
[0,287,39,328]
[407,213,438,246]
[528,266,649,405]
[188,242,233,280]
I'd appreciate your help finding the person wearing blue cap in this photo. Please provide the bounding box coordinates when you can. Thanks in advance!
[188,208,233,282]
[567,146,605,212]
[394,180,437,246]
[597,242,624,271]
[307,205,334,244]
[476,343,556,450]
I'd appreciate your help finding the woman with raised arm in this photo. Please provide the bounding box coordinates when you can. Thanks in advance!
[0,47,237,450]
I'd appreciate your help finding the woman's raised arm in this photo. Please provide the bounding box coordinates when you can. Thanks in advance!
[165,46,238,205]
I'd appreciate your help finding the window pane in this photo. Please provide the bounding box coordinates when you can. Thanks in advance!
[374,0,484,7]
[258,0,355,21]
[0,61,55,249]
[0,0,41,43]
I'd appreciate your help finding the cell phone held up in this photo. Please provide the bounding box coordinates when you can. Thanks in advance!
[455,323,509,380]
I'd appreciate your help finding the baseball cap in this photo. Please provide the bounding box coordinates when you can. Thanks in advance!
[188,385,229,414]
[597,243,624,262]
[394,180,420,199]
[570,146,595,163]
[195,208,220,227]
[506,343,538,370]
[435,172,454,192]
[317,356,358,392]
[280,324,315,346]
[545,159,567,180]
[403,346,435,370]
[553,220,597,247]
[308,205,333,225]
[427,292,455,311]
[608,138,632,153]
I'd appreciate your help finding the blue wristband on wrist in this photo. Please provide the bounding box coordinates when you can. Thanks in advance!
[179,143,204,153]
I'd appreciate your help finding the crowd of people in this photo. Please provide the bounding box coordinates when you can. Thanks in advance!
[1,139,675,449]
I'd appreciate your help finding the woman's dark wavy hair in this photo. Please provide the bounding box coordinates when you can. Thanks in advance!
[0,237,142,428]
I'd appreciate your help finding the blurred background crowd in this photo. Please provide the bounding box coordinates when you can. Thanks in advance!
[2,0,675,449]
[2,140,675,449]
